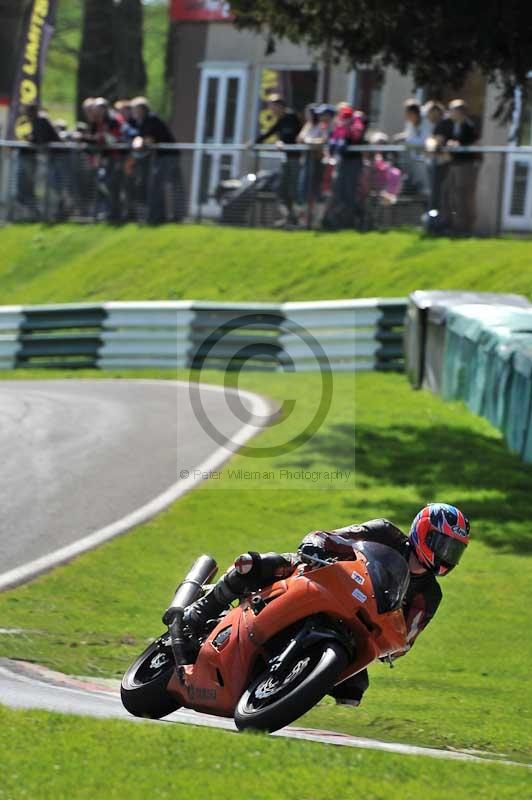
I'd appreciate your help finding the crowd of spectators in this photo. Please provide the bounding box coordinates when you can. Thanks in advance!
[254,93,480,235]
[15,96,183,224]
[395,98,480,234]
[12,92,480,233]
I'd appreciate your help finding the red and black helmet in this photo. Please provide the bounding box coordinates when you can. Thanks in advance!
[409,503,470,576]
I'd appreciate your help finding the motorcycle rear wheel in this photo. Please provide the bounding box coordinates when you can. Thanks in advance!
[234,640,348,733]
[121,632,180,719]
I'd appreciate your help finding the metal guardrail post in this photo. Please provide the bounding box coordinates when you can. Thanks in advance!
[6,147,16,222]
[304,148,313,231]
[0,145,10,223]
[43,149,52,223]
[251,147,260,228]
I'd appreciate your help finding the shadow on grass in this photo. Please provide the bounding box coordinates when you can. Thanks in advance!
[282,422,532,555]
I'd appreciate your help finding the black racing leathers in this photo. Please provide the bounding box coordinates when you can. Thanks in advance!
[300,519,442,702]
[184,519,441,704]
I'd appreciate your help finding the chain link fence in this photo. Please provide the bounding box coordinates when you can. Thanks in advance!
[1,141,531,235]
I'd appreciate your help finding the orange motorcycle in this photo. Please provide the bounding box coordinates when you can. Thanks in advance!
[121,542,409,732]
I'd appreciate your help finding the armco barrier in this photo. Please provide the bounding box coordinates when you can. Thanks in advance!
[0,299,407,372]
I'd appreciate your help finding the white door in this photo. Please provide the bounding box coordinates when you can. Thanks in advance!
[191,67,247,216]
[502,153,532,231]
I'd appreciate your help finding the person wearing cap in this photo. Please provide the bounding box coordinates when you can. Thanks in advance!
[130,97,184,224]
[443,99,480,235]
[255,94,302,226]
[315,103,336,120]
[131,97,175,148]
[313,105,336,206]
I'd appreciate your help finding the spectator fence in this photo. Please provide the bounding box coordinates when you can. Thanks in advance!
[2,140,531,234]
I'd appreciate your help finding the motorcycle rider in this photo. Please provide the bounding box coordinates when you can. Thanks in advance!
[177,503,470,706]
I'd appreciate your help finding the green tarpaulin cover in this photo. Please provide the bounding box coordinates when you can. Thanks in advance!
[442,304,532,461]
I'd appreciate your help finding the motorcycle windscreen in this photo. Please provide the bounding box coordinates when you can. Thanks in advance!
[353,542,410,613]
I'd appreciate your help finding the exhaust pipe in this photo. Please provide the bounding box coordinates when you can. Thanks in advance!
[163,555,218,625]
[163,555,218,672]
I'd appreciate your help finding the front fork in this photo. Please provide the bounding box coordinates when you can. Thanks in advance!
[267,615,354,680]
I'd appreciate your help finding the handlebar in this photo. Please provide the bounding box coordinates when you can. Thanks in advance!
[297,551,336,568]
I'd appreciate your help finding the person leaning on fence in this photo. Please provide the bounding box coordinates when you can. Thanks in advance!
[443,99,481,236]
[322,104,367,230]
[53,119,69,141]
[80,97,97,130]
[423,100,452,215]
[78,97,125,222]
[359,132,403,229]
[114,100,139,142]
[297,103,329,226]
[30,107,70,221]
[315,104,337,207]
[254,94,302,227]
[114,100,140,221]
[130,96,184,224]
[16,104,61,220]
[394,99,431,198]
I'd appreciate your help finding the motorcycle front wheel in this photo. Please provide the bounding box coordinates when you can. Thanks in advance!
[234,640,348,733]
[121,632,180,719]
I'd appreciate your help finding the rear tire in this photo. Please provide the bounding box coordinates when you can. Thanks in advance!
[234,640,348,733]
[121,632,180,719]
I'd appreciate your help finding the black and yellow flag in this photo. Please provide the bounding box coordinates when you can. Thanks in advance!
[7,0,57,140]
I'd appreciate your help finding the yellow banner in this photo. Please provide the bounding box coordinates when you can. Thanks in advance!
[8,0,57,139]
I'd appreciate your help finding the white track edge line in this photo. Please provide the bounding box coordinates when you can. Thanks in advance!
[0,663,529,768]
[0,380,275,591]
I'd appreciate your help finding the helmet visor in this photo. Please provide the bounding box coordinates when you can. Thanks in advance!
[427,531,467,566]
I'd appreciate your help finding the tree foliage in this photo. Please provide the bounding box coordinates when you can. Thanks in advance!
[229,0,532,107]
[77,0,146,112]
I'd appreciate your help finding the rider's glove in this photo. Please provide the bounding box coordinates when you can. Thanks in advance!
[299,542,328,562]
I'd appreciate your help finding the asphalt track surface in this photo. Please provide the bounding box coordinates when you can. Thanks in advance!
[0,379,273,587]
[0,659,528,767]
[0,380,528,768]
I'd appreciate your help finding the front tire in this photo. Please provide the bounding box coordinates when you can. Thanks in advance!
[121,632,180,719]
[234,640,348,733]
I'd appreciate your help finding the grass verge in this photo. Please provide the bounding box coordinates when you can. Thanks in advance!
[0,371,530,763]
[0,705,529,800]
[1,225,532,304]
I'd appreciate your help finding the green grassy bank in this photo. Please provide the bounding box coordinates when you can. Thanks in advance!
[1,705,528,800]
[0,371,530,763]
[1,225,532,304]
